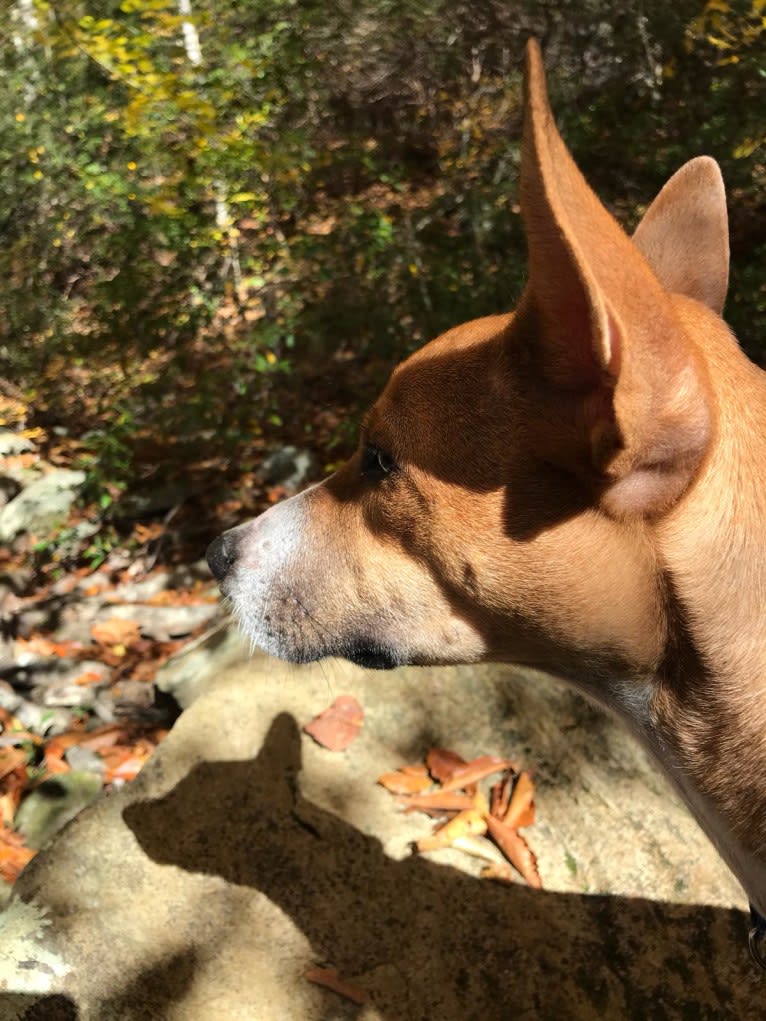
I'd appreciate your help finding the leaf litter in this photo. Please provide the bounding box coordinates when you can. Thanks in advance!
[379,747,541,889]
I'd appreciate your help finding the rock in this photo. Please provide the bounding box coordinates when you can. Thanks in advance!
[14,772,102,849]
[260,446,318,493]
[155,623,249,708]
[106,571,170,603]
[63,747,105,777]
[0,680,22,714]
[0,432,35,458]
[14,703,73,738]
[116,481,192,518]
[0,477,21,508]
[0,469,86,543]
[0,656,756,1018]
[93,602,220,642]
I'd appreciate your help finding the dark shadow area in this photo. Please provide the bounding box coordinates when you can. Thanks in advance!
[124,713,762,1021]
[98,948,198,1021]
[0,993,79,1021]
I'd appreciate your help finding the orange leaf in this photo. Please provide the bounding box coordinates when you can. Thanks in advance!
[0,768,27,825]
[480,861,516,884]
[304,967,366,1005]
[377,770,431,794]
[416,808,487,852]
[400,763,429,777]
[398,791,475,815]
[485,814,542,889]
[504,770,536,829]
[0,748,27,782]
[426,747,466,784]
[74,669,106,687]
[91,618,142,647]
[440,755,519,793]
[303,696,364,751]
[0,826,35,884]
[489,773,512,818]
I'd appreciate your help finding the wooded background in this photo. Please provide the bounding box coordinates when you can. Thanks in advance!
[1,0,763,563]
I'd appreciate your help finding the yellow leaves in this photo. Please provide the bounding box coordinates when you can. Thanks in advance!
[15,112,26,123]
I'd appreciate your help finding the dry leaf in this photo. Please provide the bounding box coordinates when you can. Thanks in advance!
[480,861,516,884]
[0,826,35,884]
[74,669,106,687]
[485,814,542,889]
[377,770,431,795]
[416,808,487,851]
[440,755,518,793]
[426,747,467,784]
[504,770,536,829]
[400,763,429,777]
[91,618,142,647]
[304,967,366,1005]
[303,696,364,751]
[398,791,474,815]
[0,768,27,825]
[489,773,512,818]
[0,748,27,782]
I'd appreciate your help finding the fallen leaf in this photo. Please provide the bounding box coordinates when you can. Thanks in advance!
[303,696,364,751]
[489,773,512,818]
[451,834,510,867]
[398,791,475,815]
[416,808,487,851]
[304,967,366,1005]
[504,770,536,829]
[74,669,106,687]
[377,770,431,794]
[91,618,142,648]
[0,748,27,782]
[0,768,27,825]
[480,861,516,884]
[485,814,542,889]
[0,826,35,884]
[400,763,429,777]
[426,747,467,784]
[440,755,519,793]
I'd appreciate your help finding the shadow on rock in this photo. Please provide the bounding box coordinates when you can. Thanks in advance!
[124,713,759,1021]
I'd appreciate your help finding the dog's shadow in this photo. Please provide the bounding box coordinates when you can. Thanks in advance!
[124,714,760,1020]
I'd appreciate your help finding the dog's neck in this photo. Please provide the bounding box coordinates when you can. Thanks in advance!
[630,302,766,912]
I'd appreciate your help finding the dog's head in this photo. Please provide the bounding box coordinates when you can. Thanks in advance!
[208,41,731,682]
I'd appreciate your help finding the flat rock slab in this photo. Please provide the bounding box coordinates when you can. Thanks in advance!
[0,654,760,1020]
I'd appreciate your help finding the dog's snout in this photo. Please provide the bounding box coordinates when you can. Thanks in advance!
[206,534,235,581]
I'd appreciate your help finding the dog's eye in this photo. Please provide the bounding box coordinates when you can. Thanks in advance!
[360,444,396,481]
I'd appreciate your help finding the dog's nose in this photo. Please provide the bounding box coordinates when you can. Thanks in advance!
[206,534,234,581]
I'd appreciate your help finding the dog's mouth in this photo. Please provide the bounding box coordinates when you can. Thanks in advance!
[341,642,401,671]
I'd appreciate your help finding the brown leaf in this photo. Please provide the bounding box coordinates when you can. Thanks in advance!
[504,770,536,829]
[0,825,35,884]
[398,791,475,816]
[91,617,142,648]
[377,770,431,795]
[0,748,27,782]
[489,773,512,818]
[304,967,366,1005]
[425,747,467,784]
[480,861,516,884]
[416,808,487,852]
[400,763,429,778]
[0,768,27,825]
[303,696,364,751]
[440,755,519,793]
[485,814,542,889]
[74,669,106,687]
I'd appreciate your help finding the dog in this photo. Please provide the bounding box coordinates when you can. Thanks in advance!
[207,40,766,950]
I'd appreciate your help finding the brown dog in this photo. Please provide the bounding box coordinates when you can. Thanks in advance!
[207,41,766,938]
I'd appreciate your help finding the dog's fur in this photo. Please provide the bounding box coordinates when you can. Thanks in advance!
[208,42,766,915]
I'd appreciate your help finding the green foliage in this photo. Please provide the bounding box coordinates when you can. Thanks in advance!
[0,0,763,501]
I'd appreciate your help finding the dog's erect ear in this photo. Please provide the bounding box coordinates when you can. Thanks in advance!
[519,40,712,518]
[633,157,729,315]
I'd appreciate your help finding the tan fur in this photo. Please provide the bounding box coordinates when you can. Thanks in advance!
[208,41,766,912]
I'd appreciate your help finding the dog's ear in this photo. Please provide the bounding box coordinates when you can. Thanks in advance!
[633,157,729,315]
[519,40,712,518]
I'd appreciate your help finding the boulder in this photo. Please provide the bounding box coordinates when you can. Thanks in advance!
[0,469,86,543]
